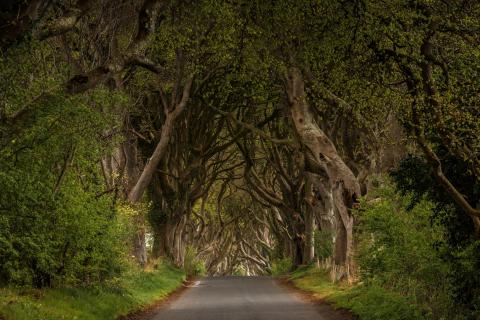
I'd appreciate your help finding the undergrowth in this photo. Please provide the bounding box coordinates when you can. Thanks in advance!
[0,261,185,320]
[290,266,425,320]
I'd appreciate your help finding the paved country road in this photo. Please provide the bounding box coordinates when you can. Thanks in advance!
[151,276,336,320]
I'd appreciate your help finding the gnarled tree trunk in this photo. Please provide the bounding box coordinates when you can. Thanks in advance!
[303,205,315,264]
[285,67,360,273]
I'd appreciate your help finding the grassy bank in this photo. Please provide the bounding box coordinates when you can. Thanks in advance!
[0,262,185,320]
[289,266,425,320]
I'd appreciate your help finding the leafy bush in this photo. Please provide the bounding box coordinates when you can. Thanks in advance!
[270,258,293,276]
[291,265,425,320]
[183,246,206,277]
[0,43,128,287]
[314,229,333,261]
[0,98,127,286]
[335,284,425,320]
[354,184,457,319]
[0,262,185,320]
[232,265,247,276]
[392,153,480,318]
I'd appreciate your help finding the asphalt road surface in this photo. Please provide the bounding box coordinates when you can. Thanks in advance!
[152,276,326,320]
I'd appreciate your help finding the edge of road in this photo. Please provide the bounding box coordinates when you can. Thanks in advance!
[275,277,358,320]
[116,278,198,320]
[118,276,358,320]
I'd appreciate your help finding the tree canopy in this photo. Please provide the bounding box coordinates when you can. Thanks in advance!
[1,0,479,318]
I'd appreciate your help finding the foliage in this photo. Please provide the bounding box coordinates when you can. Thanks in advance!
[314,230,333,261]
[0,42,128,287]
[290,266,424,320]
[391,154,480,317]
[1,2,480,318]
[232,265,248,276]
[391,153,480,244]
[0,98,124,286]
[336,284,425,320]
[269,258,293,276]
[355,184,466,319]
[0,261,185,320]
[183,246,206,277]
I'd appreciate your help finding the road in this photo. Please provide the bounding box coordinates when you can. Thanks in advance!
[151,276,328,320]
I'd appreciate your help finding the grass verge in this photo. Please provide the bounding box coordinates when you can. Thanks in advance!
[289,266,426,320]
[0,262,185,320]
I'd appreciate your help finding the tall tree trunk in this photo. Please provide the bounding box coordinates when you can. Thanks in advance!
[303,207,315,264]
[285,67,360,271]
[152,222,168,259]
[122,131,149,267]
[293,236,304,267]
[332,186,355,267]
[128,76,193,203]
[304,174,317,264]
[126,77,192,267]
[133,214,148,268]
[172,216,187,267]
[163,218,176,260]
[333,211,347,265]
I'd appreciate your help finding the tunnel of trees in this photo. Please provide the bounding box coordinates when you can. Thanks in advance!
[0,0,479,318]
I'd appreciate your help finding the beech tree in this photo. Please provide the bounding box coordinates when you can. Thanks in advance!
[2,0,479,299]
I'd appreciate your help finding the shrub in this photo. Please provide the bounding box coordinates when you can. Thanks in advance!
[335,284,425,320]
[314,229,333,261]
[354,185,456,319]
[0,56,128,287]
[270,258,293,276]
[183,246,206,277]
[392,154,480,318]
[232,265,247,276]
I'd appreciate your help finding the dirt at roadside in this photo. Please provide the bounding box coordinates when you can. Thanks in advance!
[276,278,358,320]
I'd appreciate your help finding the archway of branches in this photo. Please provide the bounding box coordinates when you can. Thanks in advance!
[2,0,477,281]
[119,75,402,276]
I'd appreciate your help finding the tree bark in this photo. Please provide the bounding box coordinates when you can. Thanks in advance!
[285,67,360,271]
[133,214,148,268]
[152,222,168,259]
[127,76,193,203]
[303,206,315,264]
[293,236,304,267]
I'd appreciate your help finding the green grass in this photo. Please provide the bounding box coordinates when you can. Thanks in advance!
[0,262,185,320]
[289,266,425,320]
